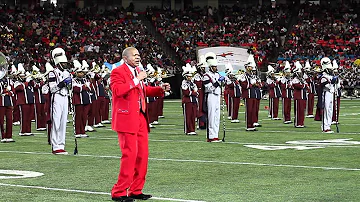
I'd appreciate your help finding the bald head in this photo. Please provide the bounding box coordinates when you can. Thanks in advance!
[122,47,141,68]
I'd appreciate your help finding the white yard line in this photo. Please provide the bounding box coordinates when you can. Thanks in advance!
[0,150,359,171]
[0,183,205,202]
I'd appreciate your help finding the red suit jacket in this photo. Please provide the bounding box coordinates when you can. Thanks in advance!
[110,63,164,134]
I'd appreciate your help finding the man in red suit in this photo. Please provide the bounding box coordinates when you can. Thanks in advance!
[110,47,171,202]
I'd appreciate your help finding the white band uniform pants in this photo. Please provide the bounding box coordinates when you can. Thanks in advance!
[322,91,333,131]
[207,93,220,139]
[50,94,68,151]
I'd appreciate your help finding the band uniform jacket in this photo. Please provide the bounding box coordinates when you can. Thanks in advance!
[280,77,293,99]
[266,77,282,98]
[181,80,198,104]
[292,77,308,100]
[14,80,35,105]
[226,79,241,98]
[94,76,106,98]
[239,73,262,99]
[110,63,164,134]
[193,73,205,114]
[203,71,221,95]
[72,78,92,105]
[146,80,156,103]
[304,73,316,94]
[33,80,46,104]
[0,78,14,106]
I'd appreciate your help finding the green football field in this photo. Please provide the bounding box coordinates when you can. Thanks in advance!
[1,99,360,202]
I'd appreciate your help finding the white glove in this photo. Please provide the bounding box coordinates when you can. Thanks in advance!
[250,79,256,85]
[85,82,91,88]
[6,85,11,91]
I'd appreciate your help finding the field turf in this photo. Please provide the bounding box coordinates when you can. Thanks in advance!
[0,99,360,202]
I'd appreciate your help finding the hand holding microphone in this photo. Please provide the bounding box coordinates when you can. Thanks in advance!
[136,71,147,81]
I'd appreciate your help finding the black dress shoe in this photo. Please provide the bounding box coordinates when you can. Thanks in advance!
[130,193,152,200]
[111,196,134,202]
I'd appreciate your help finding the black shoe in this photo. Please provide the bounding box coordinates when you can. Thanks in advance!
[130,193,152,200]
[112,196,134,202]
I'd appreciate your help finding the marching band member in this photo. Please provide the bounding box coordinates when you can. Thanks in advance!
[10,64,20,126]
[225,63,241,123]
[314,66,323,121]
[332,60,342,124]
[42,62,54,144]
[147,65,159,126]
[266,65,282,120]
[252,66,263,128]
[14,63,35,136]
[181,64,198,135]
[32,65,47,131]
[48,47,72,155]
[101,65,111,124]
[203,52,223,142]
[280,61,293,124]
[83,60,96,132]
[0,52,15,143]
[193,56,206,129]
[319,57,337,133]
[224,71,230,120]
[292,61,308,128]
[144,64,157,128]
[240,54,261,131]
[303,60,316,118]
[72,60,92,138]
[156,67,166,119]
[91,62,106,128]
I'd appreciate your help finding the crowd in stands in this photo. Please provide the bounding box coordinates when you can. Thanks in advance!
[149,3,292,68]
[278,2,360,67]
[0,3,174,73]
[1,1,359,92]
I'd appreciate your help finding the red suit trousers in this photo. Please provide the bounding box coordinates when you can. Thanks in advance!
[111,113,149,197]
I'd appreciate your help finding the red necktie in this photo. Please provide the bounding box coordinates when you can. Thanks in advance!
[135,67,146,112]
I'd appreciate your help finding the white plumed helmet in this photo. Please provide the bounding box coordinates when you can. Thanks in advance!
[73,60,82,72]
[267,65,275,74]
[205,52,217,67]
[283,61,291,73]
[332,59,339,69]
[320,57,333,70]
[51,47,68,65]
[17,63,26,76]
[225,63,234,75]
[293,61,303,73]
[245,54,256,68]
